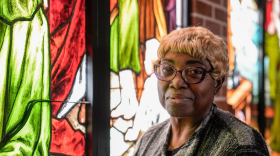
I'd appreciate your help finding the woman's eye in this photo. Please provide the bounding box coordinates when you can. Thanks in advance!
[162,67,173,73]
[189,69,202,74]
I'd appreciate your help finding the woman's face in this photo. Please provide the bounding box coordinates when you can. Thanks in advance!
[157,51,219,118]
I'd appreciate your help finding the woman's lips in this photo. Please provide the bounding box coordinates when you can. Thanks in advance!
[167,94,193,104]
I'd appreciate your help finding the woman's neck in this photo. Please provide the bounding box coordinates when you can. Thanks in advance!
[168,104,212,151]
[168,116,203,150]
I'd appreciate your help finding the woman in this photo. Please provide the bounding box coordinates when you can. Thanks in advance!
[133,27,269,155]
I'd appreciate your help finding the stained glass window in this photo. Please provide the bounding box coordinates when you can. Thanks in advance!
[227,0,262,124]
[0,0,86,155]
[264,0,280,153]
[110,0,187,155]
[0,1,51,154]
[47,0,86,154]
[228,0,280,154]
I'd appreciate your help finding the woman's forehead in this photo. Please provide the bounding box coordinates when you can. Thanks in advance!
[161,51,212,68]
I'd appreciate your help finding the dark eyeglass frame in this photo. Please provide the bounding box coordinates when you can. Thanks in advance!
[154,64,213,84]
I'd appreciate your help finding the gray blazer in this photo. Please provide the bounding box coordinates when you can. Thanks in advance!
[133,104,269,156]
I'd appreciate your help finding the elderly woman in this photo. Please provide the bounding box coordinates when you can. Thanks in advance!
[133,27,269,155]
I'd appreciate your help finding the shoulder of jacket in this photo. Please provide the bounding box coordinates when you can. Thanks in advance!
[214,108,266,147]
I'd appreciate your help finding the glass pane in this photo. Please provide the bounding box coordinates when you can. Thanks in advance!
[47,0,86,155]
[227,0,263,141]
[110,0,180,155]
[264,0,280,154]
[0,2,50,154]
[0,0,87,155]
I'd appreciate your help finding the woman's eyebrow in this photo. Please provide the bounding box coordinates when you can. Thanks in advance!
[161,58,174,64]
[186,60,205,66]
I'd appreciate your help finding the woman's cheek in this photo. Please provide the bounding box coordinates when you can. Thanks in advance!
[157,81,166,107]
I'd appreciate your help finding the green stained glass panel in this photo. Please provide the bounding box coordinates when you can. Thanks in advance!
[110,0,141,73]
[0,20,10,139]
[0,0,42,22]
[110,16,119,73]
[118,0,140,73]
[0,7,50,155]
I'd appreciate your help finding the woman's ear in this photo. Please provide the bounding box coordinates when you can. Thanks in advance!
[214,76,225,94]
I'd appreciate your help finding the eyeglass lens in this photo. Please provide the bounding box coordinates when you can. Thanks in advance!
[156,64,204,83]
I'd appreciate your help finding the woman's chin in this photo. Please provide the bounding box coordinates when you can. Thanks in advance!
[166,106,192,118]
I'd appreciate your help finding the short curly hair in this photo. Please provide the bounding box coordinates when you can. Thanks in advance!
[156,26,229,80]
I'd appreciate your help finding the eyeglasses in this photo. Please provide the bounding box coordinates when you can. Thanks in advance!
[154,64,213,84]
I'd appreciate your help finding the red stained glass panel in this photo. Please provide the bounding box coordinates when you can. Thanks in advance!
[47,0,76,34]
[50,24,69,65]
[110,0,118,11]
[50,0,86,115]
[51,118,85,155]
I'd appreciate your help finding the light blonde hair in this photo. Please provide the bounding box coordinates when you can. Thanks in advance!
[156,26,229,80]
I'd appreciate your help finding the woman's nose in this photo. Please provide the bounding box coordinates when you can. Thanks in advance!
[170,72,188,89]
